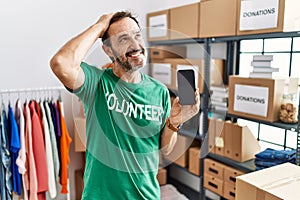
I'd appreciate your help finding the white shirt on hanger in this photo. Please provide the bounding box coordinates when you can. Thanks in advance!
[40,102,57,199]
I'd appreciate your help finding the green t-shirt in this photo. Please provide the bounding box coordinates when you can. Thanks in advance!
[73,62,171,200]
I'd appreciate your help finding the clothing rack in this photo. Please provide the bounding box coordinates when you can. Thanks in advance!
[0,86,72,200]
[0,86,65,103]
[0,86,65,94]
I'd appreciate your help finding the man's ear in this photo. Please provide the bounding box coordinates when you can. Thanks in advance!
[102,45,114,58]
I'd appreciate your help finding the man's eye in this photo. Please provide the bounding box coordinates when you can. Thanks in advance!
[136,33,142,39]
[119,37,129,43]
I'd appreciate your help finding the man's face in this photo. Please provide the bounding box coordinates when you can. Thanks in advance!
[106,17,147,71]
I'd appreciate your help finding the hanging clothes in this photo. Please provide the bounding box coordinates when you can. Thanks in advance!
[1,108,13,200]
[0,89,71,198]
[29,100,48,200]
[8,104,22,195]
[23,102,38,200]
[57,100,71,194]
[53,101,61,138]
[49,101,61,180]
[44,101,60,183]
[39,101,57,199]
[15,99,28,200]
[15,100,26,174]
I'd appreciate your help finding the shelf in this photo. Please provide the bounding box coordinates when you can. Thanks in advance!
[208,31,300,42]
[149,32,300,45]
[208,153,256,173]
[210,111,298,131]
[226,113,298,132]
[209,111,298,132]
[149,38,206,45]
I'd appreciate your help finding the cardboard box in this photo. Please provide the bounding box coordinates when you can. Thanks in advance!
[224,122,261,162]
[228,76,285,122]
[174,154,186,168]
[236,163,300,200]
[237,0,300,35]
[224,165,245,186]
[147,9,170,41]
[164,134,200,168]
[74,117,87,152]
[157,168,167,185]
[170,3,199,39]
[204,158,225,180]
[188,147,201,176]
[223,184,236,200]
[150,45,186,59]
[150,58,224,93]
[150,60,173,88]
[199,0,238,38]
[204,174,224,196]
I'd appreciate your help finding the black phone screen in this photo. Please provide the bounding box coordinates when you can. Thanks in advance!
[177,69,196,105]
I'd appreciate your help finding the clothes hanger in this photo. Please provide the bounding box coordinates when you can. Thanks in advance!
[1,93,5,112]
[8,90,11,107]
[24,89,28,104]
[58,90,62,102]
[50,90,54,102]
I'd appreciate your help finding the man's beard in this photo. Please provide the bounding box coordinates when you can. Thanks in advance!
[115,57,139,72]
[112,48,145,72]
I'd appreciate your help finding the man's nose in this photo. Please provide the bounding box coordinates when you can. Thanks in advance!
[129,37,141,50]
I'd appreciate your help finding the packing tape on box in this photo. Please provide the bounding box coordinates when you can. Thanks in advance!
[254,175,300,200]
[261,175,300,190]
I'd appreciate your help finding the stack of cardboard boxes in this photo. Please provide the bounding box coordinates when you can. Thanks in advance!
[204,158,245,199]
[149,45,187,90]
[150,44,225,94]
[151,56,224,93]
[204,117,260,199]
[147,0,300,41]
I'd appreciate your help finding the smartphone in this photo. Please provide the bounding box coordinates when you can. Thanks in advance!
[177,69,196,105]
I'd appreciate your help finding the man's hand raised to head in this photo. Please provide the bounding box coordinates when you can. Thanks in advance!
[50,13,114,90]
[96,13,114,38]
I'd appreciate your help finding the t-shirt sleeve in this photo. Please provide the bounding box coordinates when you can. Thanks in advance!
[67,62,103,104]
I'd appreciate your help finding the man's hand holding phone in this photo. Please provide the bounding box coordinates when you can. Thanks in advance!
[168,69,200,127]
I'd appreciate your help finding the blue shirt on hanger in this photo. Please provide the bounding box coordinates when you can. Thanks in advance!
[8,105,22,195]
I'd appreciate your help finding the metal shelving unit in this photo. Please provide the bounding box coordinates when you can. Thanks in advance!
[149,31,300,200]
[226,113,298,132]
[209,31,300,167]
[208,153,256,173]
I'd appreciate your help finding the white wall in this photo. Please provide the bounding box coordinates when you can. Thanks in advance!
[0,0,200,199]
